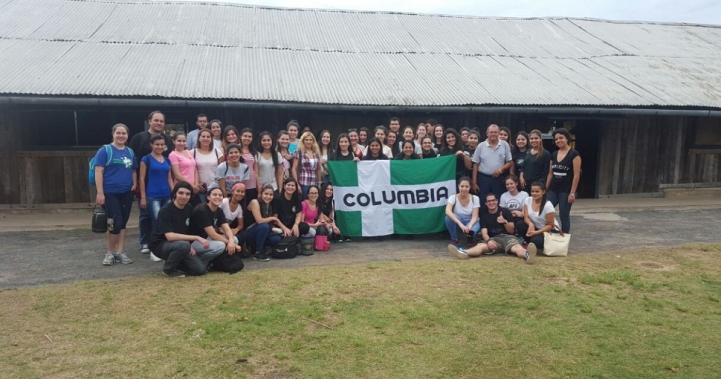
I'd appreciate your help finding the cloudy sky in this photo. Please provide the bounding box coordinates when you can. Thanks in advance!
[172,0,721,24]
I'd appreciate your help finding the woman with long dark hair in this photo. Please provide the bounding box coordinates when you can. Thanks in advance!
[256,131,284,191]
[440,128,472,184]
[318,182,344,240]
[209,119,223,151]
[512,131,529,187]
[519,181,561,257]
[95,123,137,266]
[330,133,359,161]
[362,138,389,160]
[347,129,364,159]
[221,125,240,155]
[277,130,293,182]
[192,129,223,203]
[318,130,333,183]
[169,132,201,205]
[521,129,550,190]
[139,134,173,261]
[276,178,311,238]
[358,127,370,148]
[239,128,260,204]
[433,124,445,151]
[245,184,284,261]
[216,143,249,198]
[395,140,421,160]
[386,130,401,158]
[546,128,581,234]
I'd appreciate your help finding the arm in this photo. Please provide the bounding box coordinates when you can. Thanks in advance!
[469,205,480,231]
[523,203,536,235]
[316,161,323,184]
[167,170,174,195]
[139,162,148,209]
[494,161,513,178]
[499,210,515,234]
[254,160,261,189]
[462,153,472,170]
[291,154,299,181]
[193,167,202,193]
[528,212,555,237]
[519,171,526,189]
[249,200,281,226]
[291,211,303,236]
[95,166,105,205]
[471,162,479,192]
[171,164,192,184]
[569,155,582,204]
[218,179,227,198]
[545,160,553,189]
[219,223,240,254]
[275,162,284,193]
[230,215,244,236]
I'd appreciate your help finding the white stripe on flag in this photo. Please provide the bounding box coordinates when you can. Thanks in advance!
[358,161,393,236]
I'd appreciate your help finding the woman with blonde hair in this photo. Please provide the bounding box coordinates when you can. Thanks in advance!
[291,131,322,198]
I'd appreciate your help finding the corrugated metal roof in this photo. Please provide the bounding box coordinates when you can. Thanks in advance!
[0,0,720,108]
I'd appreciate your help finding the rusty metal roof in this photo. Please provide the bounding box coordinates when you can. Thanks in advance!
[0,0,720,108]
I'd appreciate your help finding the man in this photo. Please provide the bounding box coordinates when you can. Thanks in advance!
[447,193,536,264]
[129,110,175,257]
[460,127,470,147]
[149,182,225,277]
[186,113,208,150]
[389,117,401,134]
[471,124,513,201]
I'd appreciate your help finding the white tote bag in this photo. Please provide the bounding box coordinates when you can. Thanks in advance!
[542,231,570,257]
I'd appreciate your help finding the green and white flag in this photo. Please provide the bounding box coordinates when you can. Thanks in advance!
[328,155,456,237]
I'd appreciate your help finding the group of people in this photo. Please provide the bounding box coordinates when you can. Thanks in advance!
[92,111,581,276]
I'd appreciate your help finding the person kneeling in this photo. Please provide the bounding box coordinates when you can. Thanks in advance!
[149,182,224,278]
[447,193,536,264]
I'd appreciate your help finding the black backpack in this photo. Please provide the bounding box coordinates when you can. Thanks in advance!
[271,236,299,259]
[208,251,245,274]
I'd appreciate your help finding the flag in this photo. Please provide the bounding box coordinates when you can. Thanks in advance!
[328,155,457,237]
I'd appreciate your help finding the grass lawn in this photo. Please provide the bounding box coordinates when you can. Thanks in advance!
[2,244,721,378]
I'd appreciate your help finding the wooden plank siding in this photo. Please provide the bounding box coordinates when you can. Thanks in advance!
[597,115,721,195]
[15,151,96,204]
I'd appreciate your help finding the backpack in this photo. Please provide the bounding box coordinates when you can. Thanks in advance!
[89,145,112,185]
[208,251,245,274]
[271,236,299,259]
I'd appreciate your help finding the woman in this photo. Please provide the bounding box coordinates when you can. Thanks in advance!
[291,131,322,198]
[193,186,240,256]
[287,120,300,155]
[444,177,481,246]
[347,129,364,159]
[420,136,438,159]
[139,134,173,260]
[546,128,581,234]
[216,144,250,198]
[221,183,246,241]
[318,183,344,241]
[519,181,561,256]
[300,185,330,238]
[466,130,480,154]
[439,128,472,184]
[499,126,513,148]
[277,130,293,181]
[330,133,359,161]
[209,119,223,151]
[95,123,137,266]
[521,129,551,190]
[415,123,427,149]
[318,130,333,183]
[395,140,420,160]
[499,175,529,227]
[245,184,284,261]
[362,138,388,160]
[221,125,240,156]
[276,178,311,239]
[433,124,445,151]
[192,129,223,203]
[358,127,369,148]
[256,131,284,191]
[239,128,260,204]
[386,130,401,158]
[401,125,422,155]
[169,132,201,205]
[512,131,529,186]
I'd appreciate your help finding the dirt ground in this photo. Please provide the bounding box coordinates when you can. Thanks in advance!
[1,208,720,288]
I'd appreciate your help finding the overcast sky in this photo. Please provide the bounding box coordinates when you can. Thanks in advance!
[170,0,721,24]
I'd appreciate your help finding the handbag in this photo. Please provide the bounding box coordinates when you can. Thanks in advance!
[271,236,299,259]
[91,205,108,233]
[542,231,570,257]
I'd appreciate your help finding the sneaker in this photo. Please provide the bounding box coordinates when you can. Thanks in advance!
[149,252,163,262]
[526,243,537,265]
[102,252,115,266]
[163,270,185,278]
[113,253,133,265]
[447,244,469,260]
[253,252,270,262]
[343,237,352,242]
[271,227,283,234]
[140,244,150,254]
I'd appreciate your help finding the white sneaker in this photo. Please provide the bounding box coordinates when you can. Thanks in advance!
[526,243,537,265]
[149,252,163,262]
[447,244,469,260]
[102,252,115,266]
[140,244,150,254]
[271,228,283,234]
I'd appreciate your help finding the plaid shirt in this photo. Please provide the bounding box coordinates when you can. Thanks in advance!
[294,150,320,186]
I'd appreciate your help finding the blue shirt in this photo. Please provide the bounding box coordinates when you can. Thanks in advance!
[142,154,171,198]
[95,144,137,194]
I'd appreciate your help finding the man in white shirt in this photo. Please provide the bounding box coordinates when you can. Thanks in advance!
[186,113,208,150]
[471,124,513,201]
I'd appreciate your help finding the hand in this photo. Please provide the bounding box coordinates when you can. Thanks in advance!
[197,237,210,249]
[497,214,507,225]
[568,193,576,204]
[96,193,105,205]
[226,242,238,254]
[190,246,197,256]
[487,240,498,251]
[139,198,147,209]
[512,210,522,218]
[519,177,526,189]
[333,226,340,235]
[321,158,327,164]
[492,169,501,178]
[471,182,479,193]
[283,153,292,161]
[455,150,464,156]
[131,184,137,192]
[292,225,300,237]
[282,227,293,237]
[459,224,470,234]
[353,156,360,162]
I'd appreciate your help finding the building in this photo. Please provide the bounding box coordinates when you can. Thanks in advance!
[1,0,720,205]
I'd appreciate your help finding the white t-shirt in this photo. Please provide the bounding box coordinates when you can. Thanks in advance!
[220,198,243,222]
[256,151,283,190]
[216,162,250,194]
[447,194,481,219]
[500,191,529,213]
[192,148,223,187]
[523,197,560,230]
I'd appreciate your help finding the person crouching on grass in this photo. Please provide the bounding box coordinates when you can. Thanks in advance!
[447,192,536,264]
[149,181,224,278]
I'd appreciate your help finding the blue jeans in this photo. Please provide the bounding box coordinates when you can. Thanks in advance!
[547,191,573,233]
[138,199,152,246]
[445,215,481,241]
[147,196,171,228]
[191,240,226,263]
[245,223,281,253]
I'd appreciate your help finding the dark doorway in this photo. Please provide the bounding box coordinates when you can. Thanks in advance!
[571,121,600,198]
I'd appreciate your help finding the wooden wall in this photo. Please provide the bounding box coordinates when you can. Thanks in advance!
[597,115,721,196]
[15,151,95,205]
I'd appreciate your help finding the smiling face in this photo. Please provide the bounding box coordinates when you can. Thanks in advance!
[487,125,500,143]
[112,126,129,145]
[505,178,518,193]
[149,113,165,134]
[288,125,298,139]
[389,120,400,132]
[402,142,414,157]
[403,128,414,141]
[554,133,568,148]
[284,180,297,195]
[461,130,469,142]
[226,147,241,162]
[516,134,528,149]
[434,126,443,139]
[499,129,509,142]
[261,187,275,204]
[210,122,222,137]
[307,187,319,201]
[348,132,359,145]
[174,135,187,150]
[485,194,499,212]
[303,135,314,149]
[198,130,213,148]
[375,129,386,142]
[208,188,224,206]
[232,186,246,202]
[468,134,479,149]
[529,133,542,148]
[225,130,238,144]
[359,130,368,143]
[338,137,350,152]
[151,138,166,154]
[174,187,191,207]
[325,184,333,198]
[416,125,426,139]
[530,184,545,200]
[369,141,381,155]
[241,132,253,148]
[278,133,289,148]
[386,132,396,146]
[321,132,331,147]
[458,180,470,195]
[260,135,272,151]
[445,133,456,148]
[422,138,433,152]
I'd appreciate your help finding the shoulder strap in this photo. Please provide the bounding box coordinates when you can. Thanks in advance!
[224,163,229,177]
[104,144,113,165]
[215,148,219,160]
[193,149,196,159]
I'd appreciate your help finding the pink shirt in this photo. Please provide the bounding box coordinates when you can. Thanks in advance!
[301,200,320,223]
[169,151,197,184]
[242,152,257,190]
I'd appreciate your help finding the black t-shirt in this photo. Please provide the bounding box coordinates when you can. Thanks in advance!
[550,149,580,193]
[331,151,355,161]
[440,147,467,177]
[274,194,301,228]
[149,202,193,250]
[480,207,514,238]
[512,148,528,176]
[523,149,551,185]
[421,150,437,159]
[362,154,389,161]
[189,204,227,238]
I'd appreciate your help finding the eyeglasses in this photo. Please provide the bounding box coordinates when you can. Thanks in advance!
[485,199,498,203]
